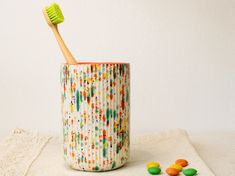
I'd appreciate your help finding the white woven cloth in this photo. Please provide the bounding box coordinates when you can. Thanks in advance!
[0,129,214,176]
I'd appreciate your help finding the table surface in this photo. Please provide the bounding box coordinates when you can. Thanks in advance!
[188,131,235,175]
[0,130,234,175]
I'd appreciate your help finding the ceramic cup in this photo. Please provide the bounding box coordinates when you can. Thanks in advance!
[60,62,130,171]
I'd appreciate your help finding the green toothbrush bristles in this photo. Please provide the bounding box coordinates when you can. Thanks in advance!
[46,3,64,25]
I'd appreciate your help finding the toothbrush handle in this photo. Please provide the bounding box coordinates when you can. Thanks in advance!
[51,25,77,64]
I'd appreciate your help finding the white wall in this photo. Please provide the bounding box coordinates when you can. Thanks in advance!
[0,0,234,135]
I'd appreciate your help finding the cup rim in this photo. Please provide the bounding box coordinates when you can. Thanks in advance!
[62,62,130,65]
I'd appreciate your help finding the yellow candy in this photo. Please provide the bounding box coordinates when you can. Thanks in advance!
[170,164,183,171]
[146,161,160,168]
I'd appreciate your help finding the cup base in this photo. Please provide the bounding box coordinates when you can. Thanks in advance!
[68,162,127,172]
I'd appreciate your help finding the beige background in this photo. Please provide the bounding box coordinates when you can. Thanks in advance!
[0,0,234,135]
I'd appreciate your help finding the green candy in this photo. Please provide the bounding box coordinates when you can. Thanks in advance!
[147,167,161,175]
[183,168,197,176]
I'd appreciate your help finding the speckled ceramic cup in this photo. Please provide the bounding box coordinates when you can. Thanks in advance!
[60,62,130,171]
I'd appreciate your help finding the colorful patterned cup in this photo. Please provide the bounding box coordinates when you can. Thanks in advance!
[60,62,130,171]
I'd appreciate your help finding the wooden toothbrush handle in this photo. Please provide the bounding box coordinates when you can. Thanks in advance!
[51,25,77,64]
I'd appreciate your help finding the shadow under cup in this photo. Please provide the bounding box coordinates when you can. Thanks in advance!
[60,62,130,171]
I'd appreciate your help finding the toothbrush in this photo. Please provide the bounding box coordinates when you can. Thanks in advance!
[43,3,77,64]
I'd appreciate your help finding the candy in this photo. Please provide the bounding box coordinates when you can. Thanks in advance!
[166,168,180,176]
[183,168,197,176]
[146,161,160,168]
[175,159,188,167]
[148,167,161,175]
[170,164,183,171]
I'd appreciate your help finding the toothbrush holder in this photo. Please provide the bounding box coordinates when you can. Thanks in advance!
[60,62,130,171]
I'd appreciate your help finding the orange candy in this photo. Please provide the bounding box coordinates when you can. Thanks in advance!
[166,168,180,176]
[175,159,188,167]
